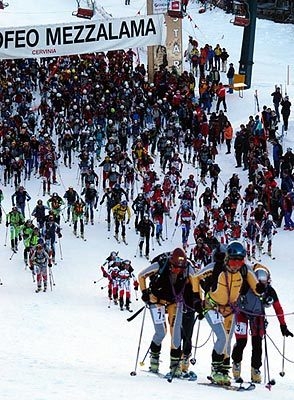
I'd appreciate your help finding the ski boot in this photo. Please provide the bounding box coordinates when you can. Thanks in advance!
[169,356,182,378]
[251,367,261,383]
[181,354,190,373]
[221,359,231,385]
[149,351,160,373]
[210,363,225,385]
[125,298,132,311]
[232,362,241,380]
[119,297,124,311]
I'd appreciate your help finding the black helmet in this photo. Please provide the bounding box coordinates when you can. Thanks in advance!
[226,241,246,260]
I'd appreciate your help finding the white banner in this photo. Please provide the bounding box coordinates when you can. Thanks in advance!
[0,14,165,59]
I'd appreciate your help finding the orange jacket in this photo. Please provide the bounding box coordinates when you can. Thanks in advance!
[224,125,233,140]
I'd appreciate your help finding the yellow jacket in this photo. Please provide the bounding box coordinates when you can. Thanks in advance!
[111,204,131,221]
[195,261,259,317]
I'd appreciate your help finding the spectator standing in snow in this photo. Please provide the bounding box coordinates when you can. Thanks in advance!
[280,95,291,132]
[216,83,227,113]
[226,63,235,94]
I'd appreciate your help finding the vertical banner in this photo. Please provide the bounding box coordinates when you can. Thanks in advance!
[153,1,183,74]
[165,14,183,73]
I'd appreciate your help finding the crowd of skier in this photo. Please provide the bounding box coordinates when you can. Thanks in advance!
[0,47,293,385]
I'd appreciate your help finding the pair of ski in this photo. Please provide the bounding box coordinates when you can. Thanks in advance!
[156,236,165,246]
[113,236,128,245]
[74,232,87,241]
[142,369,197,382]
[261,251,275,260]
[143,371,255,391]
[120,306,133,313]
[198,376,255,391]
[35,288,47,293]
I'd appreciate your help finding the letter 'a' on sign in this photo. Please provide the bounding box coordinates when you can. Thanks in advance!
[167,0,185,19]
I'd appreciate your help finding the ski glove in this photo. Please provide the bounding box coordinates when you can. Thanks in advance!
[280,324,294,337]
[6,221,9,227]
[101,266,108,278]
[133,281,139,291]
[175,222,178,227]
[256,282,266,294]
[141,289,150,303]
[48,263,52,268]
[58,233,62,238]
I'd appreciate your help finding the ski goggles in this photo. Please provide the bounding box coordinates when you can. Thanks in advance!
[227,258,245,270]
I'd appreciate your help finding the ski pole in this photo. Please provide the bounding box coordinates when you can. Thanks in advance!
[9,250,16,261]
[264,332,276,389]
[49,268,53,291]
[134,237,141,258]
[0,277,3,286]
[127,305,146,322]
[171,225,178,241]
[101,284,108,290]
[4,225,8,246]
[49,267,55,290]
[37,179,43,196]
[130,305,147,376]
[151,235,155,251]
[93,277,104,284]
[27,201,31,219]
[165,216,168,240]
[279,336,286,377]
[139,345,151,367]
[58,237,63,260]
[167,354,182,383]
[190,316,201,365]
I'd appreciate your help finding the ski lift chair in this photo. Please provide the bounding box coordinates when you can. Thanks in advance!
[72,0,94,20]
[231,1,250,27]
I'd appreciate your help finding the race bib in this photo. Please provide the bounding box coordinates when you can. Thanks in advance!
[207,310,224,324]
[151,306,166,325]
[234,322,247,335]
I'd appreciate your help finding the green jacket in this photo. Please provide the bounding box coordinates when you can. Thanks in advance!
[7,211,25,227]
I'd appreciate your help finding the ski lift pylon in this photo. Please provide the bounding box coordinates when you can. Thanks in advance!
[231,1,250,27]
[72,0,94,20]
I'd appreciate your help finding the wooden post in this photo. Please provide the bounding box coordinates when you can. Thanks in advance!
[147,0,155,82]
